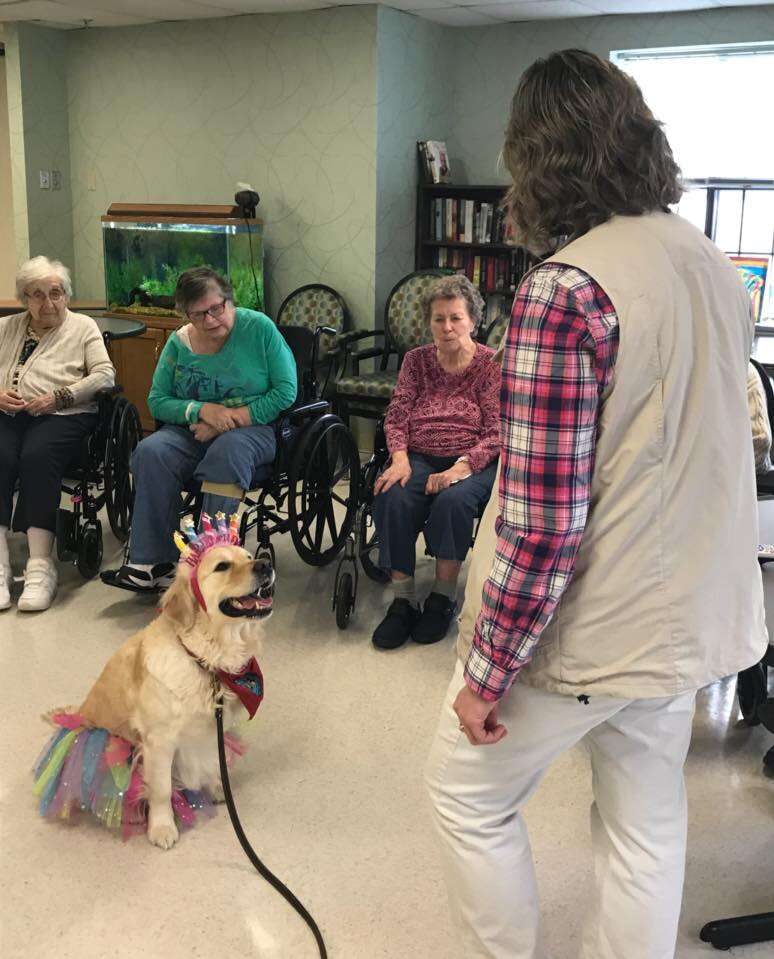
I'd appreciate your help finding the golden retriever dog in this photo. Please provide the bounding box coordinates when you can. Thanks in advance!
[74,544,273,849]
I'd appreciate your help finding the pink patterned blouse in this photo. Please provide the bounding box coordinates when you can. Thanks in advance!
[384,342,500,473]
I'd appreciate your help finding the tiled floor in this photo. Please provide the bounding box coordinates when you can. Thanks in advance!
[1,512,772,959]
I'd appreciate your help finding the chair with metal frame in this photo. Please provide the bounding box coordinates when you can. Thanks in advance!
[333,269,450,425]
[276,283,350,401]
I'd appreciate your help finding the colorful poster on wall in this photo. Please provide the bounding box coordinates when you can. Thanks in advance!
[730,255,770,323]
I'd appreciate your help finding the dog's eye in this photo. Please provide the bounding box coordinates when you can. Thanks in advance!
[214,561,231,572]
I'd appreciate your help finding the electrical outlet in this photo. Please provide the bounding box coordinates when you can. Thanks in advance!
[39,170,50,190]
[51,170,62,190]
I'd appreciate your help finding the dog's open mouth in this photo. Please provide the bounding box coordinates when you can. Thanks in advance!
[219,584,274,619]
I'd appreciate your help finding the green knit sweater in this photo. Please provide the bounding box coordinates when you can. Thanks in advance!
[148,309,297,426]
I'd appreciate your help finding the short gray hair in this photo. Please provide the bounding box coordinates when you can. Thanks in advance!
[422,274,485,330]
[175,267,233,314]
[16,256,73,301]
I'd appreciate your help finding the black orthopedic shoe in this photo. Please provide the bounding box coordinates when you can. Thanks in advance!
[100,562,175,593]
[412,592,457,645]
[372,598,421,650]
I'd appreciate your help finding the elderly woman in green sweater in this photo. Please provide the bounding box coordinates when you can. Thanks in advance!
[103,267,297,592]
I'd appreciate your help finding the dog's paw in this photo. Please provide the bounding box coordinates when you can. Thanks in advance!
[147,819,179,850]
[210,782,226,804]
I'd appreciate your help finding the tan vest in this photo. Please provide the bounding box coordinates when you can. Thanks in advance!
[457,212,768,698]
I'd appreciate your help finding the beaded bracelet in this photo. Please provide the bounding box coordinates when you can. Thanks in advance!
[54,387,75,411]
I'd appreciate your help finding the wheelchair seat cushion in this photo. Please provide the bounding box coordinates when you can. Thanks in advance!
[336,371,397,400]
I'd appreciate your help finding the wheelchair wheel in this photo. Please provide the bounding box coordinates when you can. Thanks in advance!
[737,663,767,726]
[357,503,389,584]
[76,521,103,579]
[56,508,77,561]
[104,399,141,542]
[288,414,359,566]
[335,571,355,629]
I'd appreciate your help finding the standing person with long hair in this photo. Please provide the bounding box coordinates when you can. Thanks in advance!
[425,50,767,959]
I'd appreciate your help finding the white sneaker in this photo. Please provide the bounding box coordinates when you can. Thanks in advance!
[0,564,11,610]
[18,558,58,612]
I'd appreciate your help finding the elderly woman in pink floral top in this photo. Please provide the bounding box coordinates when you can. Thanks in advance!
[372,274,500,650]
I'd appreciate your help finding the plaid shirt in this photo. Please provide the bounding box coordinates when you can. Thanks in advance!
[465,264,619,702]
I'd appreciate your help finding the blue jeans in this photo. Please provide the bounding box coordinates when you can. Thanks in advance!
[128,423,276,565]
[373,452,497,577]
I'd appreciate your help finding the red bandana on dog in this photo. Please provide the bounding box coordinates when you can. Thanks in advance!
[179,642,265,720]
[218,657,264,719]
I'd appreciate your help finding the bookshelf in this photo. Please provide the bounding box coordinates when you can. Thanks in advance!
[414,183,536,298]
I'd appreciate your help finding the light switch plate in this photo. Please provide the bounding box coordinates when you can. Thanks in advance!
[39,170,50,190]
[51,170,62,190]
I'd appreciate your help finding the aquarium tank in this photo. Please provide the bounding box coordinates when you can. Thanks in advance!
[102,214,264,317]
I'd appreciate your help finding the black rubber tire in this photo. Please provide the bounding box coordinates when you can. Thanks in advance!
[104,399,141,542]
[56,508,77,561]
[737,663,767,726]
[76,522,103,579]
[335,571,354,630]
[255,542,276,570]
[288,414,359,567]
[358,504,389,584]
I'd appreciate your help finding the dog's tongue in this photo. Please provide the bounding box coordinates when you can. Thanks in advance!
[239,595,258,609]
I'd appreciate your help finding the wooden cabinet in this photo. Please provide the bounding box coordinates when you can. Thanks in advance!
[107,317,178,433]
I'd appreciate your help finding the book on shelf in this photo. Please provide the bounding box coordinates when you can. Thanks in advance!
[429,245,535,294]
[417,140,452,184]
[428,196,511,244]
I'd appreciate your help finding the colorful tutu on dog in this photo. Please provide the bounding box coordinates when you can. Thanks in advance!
[33,712,245,841]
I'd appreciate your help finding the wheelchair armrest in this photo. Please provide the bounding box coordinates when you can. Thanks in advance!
[95,385,123,399]
[286,400,330,421]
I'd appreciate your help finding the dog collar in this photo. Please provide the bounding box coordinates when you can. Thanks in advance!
[178,639,264,719]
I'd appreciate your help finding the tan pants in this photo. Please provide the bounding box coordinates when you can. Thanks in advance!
[425,659,697,959]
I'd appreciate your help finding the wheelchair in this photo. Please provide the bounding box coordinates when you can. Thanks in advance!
[331,419,491,630]
[331,419,390,628]
[56,388,142,579]
[106,322,360,581]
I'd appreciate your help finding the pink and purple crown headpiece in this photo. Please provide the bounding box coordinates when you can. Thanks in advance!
[174,511,241,568]
[173,512,241,611]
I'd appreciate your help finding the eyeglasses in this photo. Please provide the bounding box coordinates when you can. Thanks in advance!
[26,288,65,302]
[187,299,227,323]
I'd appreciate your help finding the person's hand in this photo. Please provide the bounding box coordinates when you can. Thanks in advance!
[189,422,219,443]
[227,406,252,428]
[453,684,508,746]
[0,389,26,414]
[198,402,240,433]
[24,393,56,416]
[425,461,471,494]
[374,452,412,495]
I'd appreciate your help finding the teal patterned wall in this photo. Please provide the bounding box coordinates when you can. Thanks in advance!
[65,7,379,326]
[4,3,773,319]
[375,7,454,326]
[4,23,75,280]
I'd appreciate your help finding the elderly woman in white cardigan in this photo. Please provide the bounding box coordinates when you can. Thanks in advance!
[0,256,114,611]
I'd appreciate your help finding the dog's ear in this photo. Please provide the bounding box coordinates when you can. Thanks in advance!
[160,568,197,631]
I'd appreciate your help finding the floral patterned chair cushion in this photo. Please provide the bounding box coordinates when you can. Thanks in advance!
[483,311,510,350]
[385,273,441,355]
[277,285,348,358]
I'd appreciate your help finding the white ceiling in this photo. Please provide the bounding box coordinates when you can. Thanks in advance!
[0,0,770,30]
